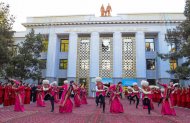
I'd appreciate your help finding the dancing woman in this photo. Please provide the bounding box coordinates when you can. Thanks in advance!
[81,84,88,104]
[36,81,46,107]
[108,82,124,113]
[12,80,25,112]
[59,80,73,113]
[72,82,81,107]
[157,81,176,116]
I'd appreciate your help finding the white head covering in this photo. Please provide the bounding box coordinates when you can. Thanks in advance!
[95,77,102,82]
[50,81,57,86]
[42,80,49,85]
[127,86,132,89]
[133,82,138,86]
[161,88,165,92]
[64,80,69,84]
[141,80,149,86]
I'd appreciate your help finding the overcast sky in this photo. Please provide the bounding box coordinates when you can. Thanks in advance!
[1,0,186,31]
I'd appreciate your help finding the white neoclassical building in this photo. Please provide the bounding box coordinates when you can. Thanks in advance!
[14,13,188,96]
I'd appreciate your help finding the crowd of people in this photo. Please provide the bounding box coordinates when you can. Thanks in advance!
[0,79,88,113]
[0,77,190,117]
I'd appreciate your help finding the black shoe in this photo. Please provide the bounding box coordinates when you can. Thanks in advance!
[51,110,54,112]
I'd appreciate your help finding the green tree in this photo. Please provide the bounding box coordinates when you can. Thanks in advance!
[6,29,44,81]
[0,2,15,76]
[158,0,190,79]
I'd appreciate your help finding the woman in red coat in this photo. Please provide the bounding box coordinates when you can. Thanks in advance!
[186,87,190,108]
[3,83,11,106]
[0,82,3,105]
[10,85,16,105]
[181,87,187,107]
[24,84,31,104]
[177,87,181,107]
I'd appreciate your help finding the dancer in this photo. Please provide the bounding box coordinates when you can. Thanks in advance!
[36,81,46,107]
[95,77,107,113]
[127,86,135,104]
[59,80,73,113]
[157,81,176,116]
[131,82,140,108]
[72,82,81,107]
[12,80,25,112]
[108,82,124,113]
[24,83,31,104]
[81,84,88,104]
[0,82,3,105]
[141,80,152,114]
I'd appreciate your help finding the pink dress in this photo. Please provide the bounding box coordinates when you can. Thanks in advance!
[14,86,25,112]
[59,84,73,113]
[109,85,124,113]
[54,87,60,103]
[81,88,88,104]
[159,83,176,116]
[36,85,46,107]
[73,87,81,107]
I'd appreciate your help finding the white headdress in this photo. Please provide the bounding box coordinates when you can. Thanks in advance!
[160,88,165,92]
[141,80,149,86]
[64,80,68,84]
[133,82,138,86]
[127,86,132,89]
[42,80,49,85]
[50,81,57,86]
[95,77,102,82]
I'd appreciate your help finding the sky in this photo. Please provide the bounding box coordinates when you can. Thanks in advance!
[1,0,186,31]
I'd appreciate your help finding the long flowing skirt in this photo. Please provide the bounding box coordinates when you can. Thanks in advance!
[54,94,59,103]
[36,94,45,107]
[161,100,176,116]
[81,95,88,104]
[110,97,124,113]
[74,94,81,107]
[14,94,24,112]
[59,98,73,113]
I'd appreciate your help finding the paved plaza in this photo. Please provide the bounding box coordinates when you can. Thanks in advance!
[0,98,190,123]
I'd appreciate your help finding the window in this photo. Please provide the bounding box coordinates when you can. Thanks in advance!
[170,59,177,70]
[60,39,69,52]
[42,39,48,52]
[147,79,156,85]
[145,39,155,51]
[59,59,68,69]
[40,59,46,69]
[146,59,155,70]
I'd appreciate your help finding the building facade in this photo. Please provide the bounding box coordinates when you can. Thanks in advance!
[14,13,188,96]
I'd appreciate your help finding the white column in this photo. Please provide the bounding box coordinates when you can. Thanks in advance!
[90,32,99,77]
[136,32,146,78]
[113,32,122,78]
[46,32,58,80]
[158,32,170,78]
[67,33,78,78]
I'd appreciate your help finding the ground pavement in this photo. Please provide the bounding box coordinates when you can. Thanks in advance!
[0,98,190,123]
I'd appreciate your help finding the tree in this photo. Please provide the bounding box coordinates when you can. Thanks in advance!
[158,0,190,79]
[6,29,44,81]
[0,2,15,76]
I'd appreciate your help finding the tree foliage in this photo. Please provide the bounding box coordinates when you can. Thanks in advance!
[0,2,15,76]
[6,29,44,80]
[159,0,190,79]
